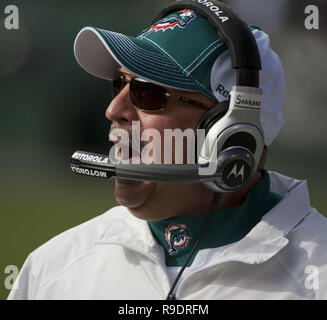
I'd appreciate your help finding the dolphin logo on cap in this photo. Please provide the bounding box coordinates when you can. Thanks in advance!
[140,9,196,35]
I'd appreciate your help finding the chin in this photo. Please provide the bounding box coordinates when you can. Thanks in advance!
[114,179,154,209]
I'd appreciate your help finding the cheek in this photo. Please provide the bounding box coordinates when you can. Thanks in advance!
[173,107,208,131]
[139,109,207,164]
[141,108,206,131]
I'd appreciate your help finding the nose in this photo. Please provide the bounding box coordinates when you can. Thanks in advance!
[105,84,139,122]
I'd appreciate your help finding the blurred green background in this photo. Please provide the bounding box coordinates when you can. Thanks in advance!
[0,0,326,299]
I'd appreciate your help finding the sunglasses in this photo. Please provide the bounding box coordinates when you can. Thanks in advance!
[112,73,211,112]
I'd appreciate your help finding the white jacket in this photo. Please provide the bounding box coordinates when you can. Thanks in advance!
[8,171,327,300]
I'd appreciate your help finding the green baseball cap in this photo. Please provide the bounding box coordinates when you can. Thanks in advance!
[74,9,230,100]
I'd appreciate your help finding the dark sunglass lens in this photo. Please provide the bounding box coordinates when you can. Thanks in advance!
[112,75,126,96]
[130,78,167,111]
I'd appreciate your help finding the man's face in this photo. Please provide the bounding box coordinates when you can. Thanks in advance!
[106,68,215,220]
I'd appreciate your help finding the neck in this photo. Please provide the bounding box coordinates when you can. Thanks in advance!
[128,170,263,221]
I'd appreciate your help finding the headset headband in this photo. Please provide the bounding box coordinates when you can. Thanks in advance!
[152,0,262,87]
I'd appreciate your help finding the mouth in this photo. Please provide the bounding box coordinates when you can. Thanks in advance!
[109,133,141,163]
[117,145,139,162]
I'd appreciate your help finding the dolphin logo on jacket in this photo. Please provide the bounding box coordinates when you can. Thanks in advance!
[165,223,192,255]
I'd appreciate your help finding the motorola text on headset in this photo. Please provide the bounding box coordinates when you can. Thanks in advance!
[70,0,264,194]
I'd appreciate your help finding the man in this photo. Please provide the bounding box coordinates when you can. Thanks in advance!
[8,3,327,300]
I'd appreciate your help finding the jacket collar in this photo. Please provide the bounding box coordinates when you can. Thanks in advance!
[95,171,311,266]
[94,207,167,266]
[215,171,311,265]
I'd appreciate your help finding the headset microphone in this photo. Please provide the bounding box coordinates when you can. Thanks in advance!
[70,147,255,191]
[71,150,202,183]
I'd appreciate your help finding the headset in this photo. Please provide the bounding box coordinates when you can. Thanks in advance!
[70,0,264,194]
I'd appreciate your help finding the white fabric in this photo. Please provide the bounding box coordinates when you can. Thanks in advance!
[8,171,327,300]
[210,29,286,146]
[166,242,235,296]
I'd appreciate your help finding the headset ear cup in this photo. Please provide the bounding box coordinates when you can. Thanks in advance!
[197,101,229,134]
[196,101,229,162]
[202,146,256,193]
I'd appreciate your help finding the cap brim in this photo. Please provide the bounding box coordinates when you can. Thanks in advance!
[74,27,200,92]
